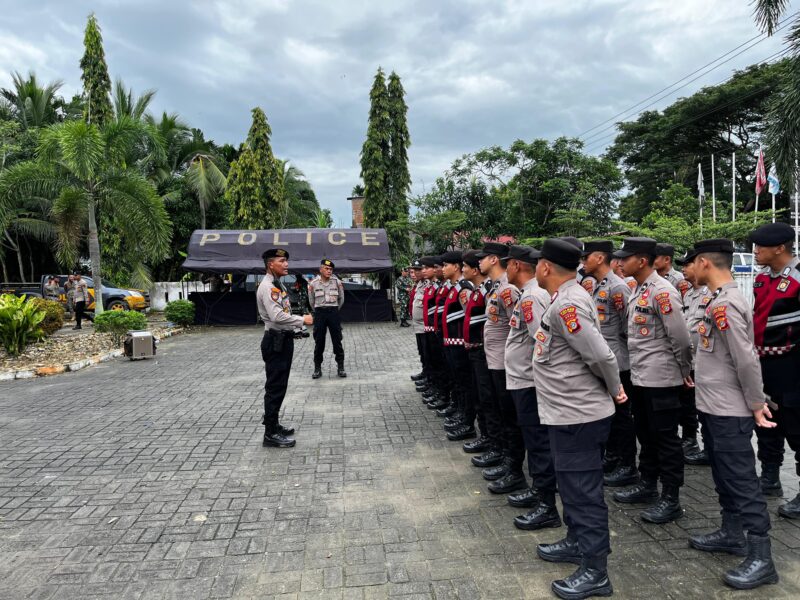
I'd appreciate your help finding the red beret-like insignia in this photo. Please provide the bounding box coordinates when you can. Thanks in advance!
[501,288,514,307]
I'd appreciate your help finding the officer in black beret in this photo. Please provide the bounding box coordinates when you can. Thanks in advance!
[309,258,346,378]
[655,243,688,297]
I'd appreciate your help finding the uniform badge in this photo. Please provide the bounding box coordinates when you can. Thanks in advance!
[598,290,608,299]
[634,314,647,324]
[491,293,497,300]
[637,297,649,307]
[612,293,624,311]
[501,288,514,307]
[778,278,790,292]
[642,289,651,300]
[521,300,534,323]
[698,322,708,336]
[559,305,581,334]
[713,305,729,330]
[535,344,544,356]
[701,296,711,306]
[678,279,690,297]
[509,314,518,328]
[701,336,710,349]
[581,279,594,294]
[639,326,650,336]
[655,291,672,314]
[459,290,469,305]
[270,290,280,301]
[535,330,547,342]
[627,280,637,290]
[488,305,497,315]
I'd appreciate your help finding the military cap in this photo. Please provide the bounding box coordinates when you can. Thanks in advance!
[694,238,735,255]
[582,240,614,256]
[462,250,481,268]
[749,222,795,247]
[501,244,537,264]
[321,258,335,268]
[475,241,510,259]
[559,236,584,251]
[675,247,699,266]
[530,238,581,270]
[263,248,289,260]
[419,256,439,267]
[613,237,657,258]
[655,243,675,258]
[440,250,463,264]
[409,259,423,269]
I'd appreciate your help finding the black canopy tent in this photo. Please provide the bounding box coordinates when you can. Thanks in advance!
[182,228,394,325]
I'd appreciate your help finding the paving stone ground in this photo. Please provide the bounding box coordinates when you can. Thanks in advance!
[1,323,800,600]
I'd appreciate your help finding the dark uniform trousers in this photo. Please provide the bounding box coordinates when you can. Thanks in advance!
[489,369,525,471]
[755,355,800,471]
[415,333,426,373]
[700,412,770,535]
[631,385,684,487]
[510,387,556,494]
[550,415,613,567]
[425,332,450,396]
[679,370,699,440]
[313,307,344,368]
[444,346,477,425]
[261,331,294,429]
[607,370,637,467]
[467,347,499,443]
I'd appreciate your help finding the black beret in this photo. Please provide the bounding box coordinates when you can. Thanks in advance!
[462,250,481,268]
[531,239,581,270]
[475,241,510,259]
[694,238,735,255]
[749,222,794,247]
[321,258,335,268]
[655,243,675,258]
[263,248,289,260]
[502,244,537,264]
[613,237,657,258]
[582,240,614,255]
[409,259,423,269]
[419,256,438,267]
[559,236,584,251]
[675,247,698,266]
[440,250,463,264]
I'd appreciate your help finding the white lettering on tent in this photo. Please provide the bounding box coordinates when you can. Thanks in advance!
[306,232,313,245]
[328,232,346,245]
[199,233,220,246]
[238,232,256,245]
[273,233,289,246]
[361,232,379,246]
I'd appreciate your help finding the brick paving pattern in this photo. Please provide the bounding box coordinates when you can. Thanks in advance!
[1,323,799,599]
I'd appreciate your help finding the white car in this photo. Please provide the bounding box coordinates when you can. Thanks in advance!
[733,252,755,274]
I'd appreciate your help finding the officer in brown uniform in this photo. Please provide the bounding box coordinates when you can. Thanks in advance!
[309,259,346,379]
[531,239,625,600]
[689,238,779,591]
[581,241,637,488]
[257,249,314,447]
[612,237,692,524]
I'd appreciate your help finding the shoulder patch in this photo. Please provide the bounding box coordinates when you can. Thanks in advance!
[612,292,624,311]
[713,305,730,330]
[521,299,534,323]
[270,290,280,301]
[559,305,582,334]
[501,288,514,307]
[655,291,673,314]
[459,290,469,304]
[581,279,594,293]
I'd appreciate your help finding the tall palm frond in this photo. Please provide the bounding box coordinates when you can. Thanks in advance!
[112,79,156,121]
[185,154,226,229]
[0,71,64,129]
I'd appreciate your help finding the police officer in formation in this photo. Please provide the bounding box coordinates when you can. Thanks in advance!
[407,228,786,597]
[309,258,346,379]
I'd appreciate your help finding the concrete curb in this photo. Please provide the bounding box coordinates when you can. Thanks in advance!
[0,327,185,381]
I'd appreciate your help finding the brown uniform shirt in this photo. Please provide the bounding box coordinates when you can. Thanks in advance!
[411,280,428,334]
[683,284,713,366]
[308,275,344,309]
[504,278,550,390]
[532,279,620,426]
[696,282,766,417]
[257,273,304,331]
[483,273,519,370]
[592,272,631,372]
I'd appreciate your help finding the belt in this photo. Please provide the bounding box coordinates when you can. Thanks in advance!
[465,342,483,350]
[443,338,465,345]
[314,306,338,310]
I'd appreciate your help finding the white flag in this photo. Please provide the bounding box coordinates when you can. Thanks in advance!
[697,163,705,201]
[768,164,780,195]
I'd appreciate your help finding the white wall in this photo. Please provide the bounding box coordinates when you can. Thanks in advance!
[150,282,209,311]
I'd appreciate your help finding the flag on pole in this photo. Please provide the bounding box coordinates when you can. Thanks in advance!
[697,163,705,200]
[756,148,767,196]
[768,164,780,195]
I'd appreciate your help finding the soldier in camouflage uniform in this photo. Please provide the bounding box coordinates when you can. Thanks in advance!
[396,268,413,327]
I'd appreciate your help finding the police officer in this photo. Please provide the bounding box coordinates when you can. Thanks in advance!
[531,239,625,600]
[395,267,413,327]
[257,249,314,448]
[655,243,690,298]
[504,245,560,530]
[410,259,431,384]
[749,222,800,517]
[581,241,637,488]
[419,257,448,407]
[612,237,692,524]
[689,238,779,590]
[309,259,346,379]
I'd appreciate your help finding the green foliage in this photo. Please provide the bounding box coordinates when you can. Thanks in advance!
[0,72,64,130]
[0,294,44,356]
[80,14,113,127]
[164,299,195,326]
[28,298,64,336]
[93,310,147,345]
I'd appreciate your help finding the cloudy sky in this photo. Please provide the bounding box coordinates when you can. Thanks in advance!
[0,0,794,226]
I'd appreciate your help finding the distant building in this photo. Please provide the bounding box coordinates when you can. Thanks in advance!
[348,195,365,228]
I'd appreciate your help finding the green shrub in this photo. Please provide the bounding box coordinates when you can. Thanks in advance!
[28,298,65,336]
[94,310,148,346]
[0,294,45,356]
[164,299,195,326]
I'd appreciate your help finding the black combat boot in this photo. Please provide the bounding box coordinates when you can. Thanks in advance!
[684,447,710,465]
[682,436,701,460]
[507,486,540,508]
[436,402,458,417]
[602,451,619,474]
[488,468,527,494]
[513,494,562,529]
[427,397,449,410]
[277,422,295,436]
[482,456,512,481]
[312,366,322,379]
[472,447,504,468]
[463,436,491,454]
[537,531,581,564]
[447,424,476,441]
[263,425,296,448]
[759,463,783,497]
[612,478,658,504]
[689,511,746,556]
[641,485,683,524]
[421,388,438,400]
[551,556,612,600]
[410,372,426,381]
[337,364,346,378]
[779,493,800,519]
[722,534,779,590]
[604,464,639,487]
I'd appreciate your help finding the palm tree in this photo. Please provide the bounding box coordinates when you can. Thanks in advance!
[184,153,226,229]
[0,117,171,309]
[276,159,320,226]
[0,71,64,129]
[112,79,155,121]
[0,196,55,281]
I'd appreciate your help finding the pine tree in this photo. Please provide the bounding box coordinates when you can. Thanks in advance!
[226,107,284,229]
[386,71,411,260]
[360,68,392,230]
[79,14,113,127]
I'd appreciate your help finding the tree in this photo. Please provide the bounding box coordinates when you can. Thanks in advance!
[276,159,321,227]
[80,14,113,127]
[185,154,226,229]
[360,68,391,225]
[386,71,411,260]
[0,72,64,129]
[226,107,283,229]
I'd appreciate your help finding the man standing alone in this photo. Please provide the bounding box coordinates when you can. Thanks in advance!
[309,259,346,379]
[72,272,90,330]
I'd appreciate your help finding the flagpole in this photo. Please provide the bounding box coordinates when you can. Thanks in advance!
[771,193,776,223]
[711,153,716,222]
[732,152,736,221]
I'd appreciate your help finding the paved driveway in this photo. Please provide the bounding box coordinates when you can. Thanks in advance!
[1,324,799,599]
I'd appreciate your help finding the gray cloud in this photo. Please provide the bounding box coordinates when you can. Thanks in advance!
[0,0,792,226]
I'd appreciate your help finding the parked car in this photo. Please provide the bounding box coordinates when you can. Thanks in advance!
[733,252,755,274]
[0,275,149,312]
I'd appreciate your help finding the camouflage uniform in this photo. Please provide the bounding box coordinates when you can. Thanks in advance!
[395,275,412,323]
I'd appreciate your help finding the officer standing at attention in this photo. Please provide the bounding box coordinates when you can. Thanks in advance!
[612,238,692,524]
[309,259,346,379]
[689,238,779,591]
[655,243,690,298]
[581,241,637,488]
[409,259,429,384]
[531,239,625,600]
[395,267,413,327]
[257,249,313,448]
[749,222,800,517]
